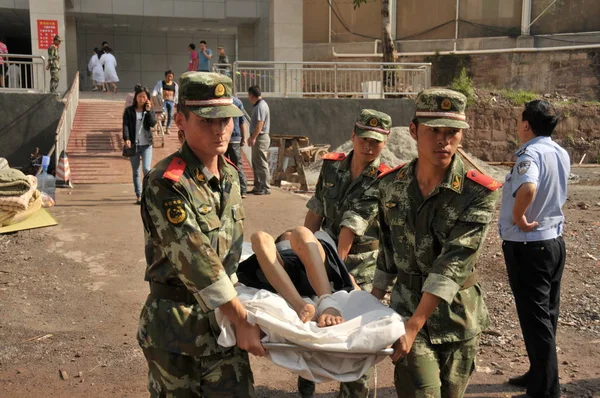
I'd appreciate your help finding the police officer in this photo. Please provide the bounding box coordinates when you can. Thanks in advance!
[137,72,264,397]
[46,35,61,94]
[371,89,500,397]
[499,100,570,398]
[302,109,391,398]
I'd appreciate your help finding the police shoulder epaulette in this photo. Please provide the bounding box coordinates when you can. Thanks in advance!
[378,163,391,174]
[322,152,346,161]
[377,163,406,179]
[224,156,238,171]
[465,170,502,191]
[163,157,187,182]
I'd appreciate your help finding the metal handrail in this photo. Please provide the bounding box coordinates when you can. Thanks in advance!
[213,61,432,98]
[48,72,79,173]
[0,54,47,93]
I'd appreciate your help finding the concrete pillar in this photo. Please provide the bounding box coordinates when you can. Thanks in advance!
[29,0,67,93]
[521,0,532,36]
[269,0,303,62]
[269,0,303,96]
[65,16,78,89]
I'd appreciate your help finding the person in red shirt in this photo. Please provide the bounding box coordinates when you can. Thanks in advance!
[187,43,198,72]
[0,37,8,88]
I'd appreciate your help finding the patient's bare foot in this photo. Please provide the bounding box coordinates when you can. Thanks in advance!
[298,303,317,323]
[317,308,344,328]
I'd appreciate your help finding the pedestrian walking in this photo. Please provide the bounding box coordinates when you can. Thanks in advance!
[100,47,119,93]
[152,70,179,134]
[46,35,61,94]
[188,43,198,72]
[301,109,392,398]
[88,47,105,92]
[371,89,501,397]
[247,86,271,195]
[122,85,156,205]
[197,40,213,72]
[225,96,248,197]
[137,72,264,397]
[499,100,570,398]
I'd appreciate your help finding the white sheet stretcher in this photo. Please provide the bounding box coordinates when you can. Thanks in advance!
[216,285,405,383]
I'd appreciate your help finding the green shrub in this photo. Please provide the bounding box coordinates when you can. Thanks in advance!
[500,89,537,106]
[449,68,475,105]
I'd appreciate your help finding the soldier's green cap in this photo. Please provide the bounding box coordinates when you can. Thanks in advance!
[353,109,392,142]
[53,35,62,42]
[414,88,470,129]
[178,72,243,119]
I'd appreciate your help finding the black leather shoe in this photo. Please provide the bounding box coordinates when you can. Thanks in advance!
[508,373,528,387]
[511,394,534,398]
[253,190,271,195]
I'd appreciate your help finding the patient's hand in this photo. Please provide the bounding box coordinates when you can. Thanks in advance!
[349,274,361,291]
[298,303,317,323]
[317,307,344,328]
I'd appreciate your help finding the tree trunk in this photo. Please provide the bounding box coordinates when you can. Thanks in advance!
[381,0,396,95]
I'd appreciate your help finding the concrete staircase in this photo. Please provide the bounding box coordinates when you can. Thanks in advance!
[67,99,253,184]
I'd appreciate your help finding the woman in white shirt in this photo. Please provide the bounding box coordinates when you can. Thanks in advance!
[87,48,105,92]
[100,47,119,93]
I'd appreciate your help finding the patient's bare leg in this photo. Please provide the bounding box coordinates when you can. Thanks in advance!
[289,227,344,327]
[250,231,316,322]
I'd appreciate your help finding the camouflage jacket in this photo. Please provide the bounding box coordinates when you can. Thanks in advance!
[137,142,245,357]
[306,150,387,285]
[48,45,60,70]
[373,155,499,344]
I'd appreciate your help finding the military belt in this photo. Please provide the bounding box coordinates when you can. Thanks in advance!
[397,270,478,292]
[149,281,198,305]
[349,240,379,255]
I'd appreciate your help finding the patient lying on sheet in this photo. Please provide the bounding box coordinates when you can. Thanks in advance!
[237,226,358,327]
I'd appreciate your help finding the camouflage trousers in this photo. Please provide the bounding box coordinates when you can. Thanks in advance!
[142,345,255,397]
[297,368,372,398]
[345,250,377,292]
[394,335,478,398]
[50,68,59,93]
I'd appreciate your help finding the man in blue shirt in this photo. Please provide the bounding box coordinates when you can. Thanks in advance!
[498,100,570,398]
[225,96,248,197]
[197,40,213,72]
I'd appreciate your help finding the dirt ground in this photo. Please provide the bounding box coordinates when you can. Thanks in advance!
[1,166,599,398]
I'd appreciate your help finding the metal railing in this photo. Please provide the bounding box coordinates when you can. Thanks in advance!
[0,54,47,92]
[213,61,431,98]
[48,72,79,172]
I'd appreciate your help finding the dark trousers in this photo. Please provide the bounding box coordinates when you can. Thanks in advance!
[503,237,566,398]
[226,142,247,194]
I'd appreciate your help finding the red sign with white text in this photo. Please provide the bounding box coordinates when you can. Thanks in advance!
[37,20,59,50]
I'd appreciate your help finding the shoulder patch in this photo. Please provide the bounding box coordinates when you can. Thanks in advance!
[378,163,406,179]
[163,157,187,182]
[466,170,502,191]
[378,163,391,174]
[322,152,346,161]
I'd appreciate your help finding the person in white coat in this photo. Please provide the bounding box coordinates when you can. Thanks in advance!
[88,48,105,92]
[100,47,119,93]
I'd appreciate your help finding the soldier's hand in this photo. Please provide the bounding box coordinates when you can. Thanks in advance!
[391,323,418,363]
[235,319,265,357]
[515,215,538,232]
[240,138,245,147]
[248,137,255,147]
[125,140,132,148]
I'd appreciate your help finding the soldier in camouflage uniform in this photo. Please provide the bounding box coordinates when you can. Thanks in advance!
[370,89,501,398]
[302,109,392,398]
[137,72,265,397]
[46,35,61,94]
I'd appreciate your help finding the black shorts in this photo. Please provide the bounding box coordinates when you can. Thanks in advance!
[237,238,354,296]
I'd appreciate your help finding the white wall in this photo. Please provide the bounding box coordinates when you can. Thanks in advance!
[77,29,236,91]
